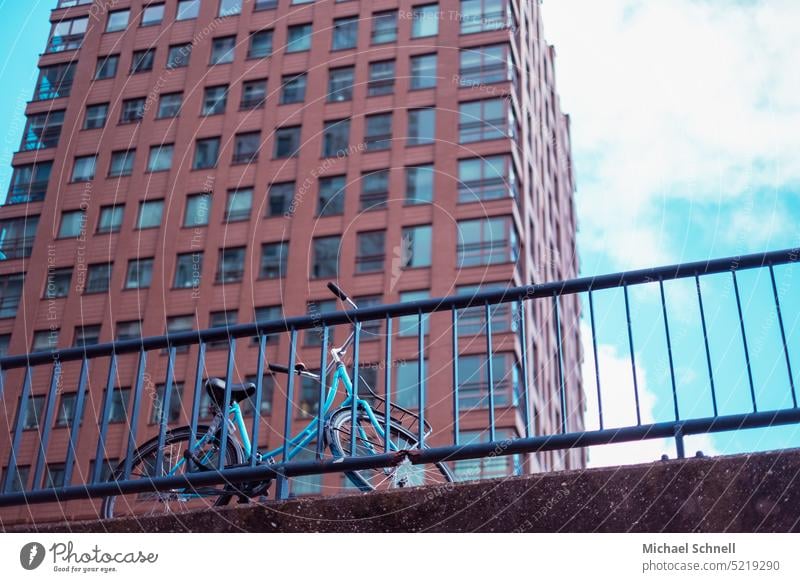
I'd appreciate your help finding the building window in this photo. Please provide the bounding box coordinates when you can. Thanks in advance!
[401,225,432,268]
[142,3,165,26]
[360,169,389,211]
[108,150,135,177]
[457,353,519,409]
[150,384,184,425]
[120,97,146,124]
[225,188,253,221]
[395,360,425,408]
[147,144,174,172]
[354,296,383,338]
[217,248,245,283]
[34,63,76,100]
[368,60,395,96]
[454,429,520,480]
[18,395,45,430]
[280,74,307,104]
[106,9,130,33]
[274,126,301,158]
[286,24,312,53]
[406,164,434,204]
[364,113,392,151]
[166,43,192,68]
[7,161,51,204]
[0,273,24,318]
[460,0,510,34]
[106,387,131,423]
[305,300,336,346]
[44,267,72,299]
[260,242,288,279]
[356,231,385,273]
[125,258,153,289]
[157,92,183,118]
[408,108,435,145]
[254,0,278,10]
[327,66,354,102]
[55,393,79,428]
[411,4,439,38]
[458,155,517,202]
[32,330,58,352]
[58,210,85,238]
[322,119,350,158]
[459,98,512,143]
[248,30,273,59]
[372,10,397,44]
[456,216,519,267]
[116,320,142,341]
[174,252,202,288]
[184,194,211,227]
[241,79,267,109]
[22,110,65,151]
[208,311,238,348]
[232,132,261,164]
[253,305,283,345]
[312,236,340,279]
[332,17,358,50]
[97,205,124,233]
[130,49,155,74]
[410,54,437,89]
[85,264,112,294]
[71,155,97,182]
[202,85,228,115]
[47,16,88,52]
[210,36,236,64]
[94,55,119,79]
[241,375,274,415]
[399,290,430,337]
[193,137,221,169]
[219,0,242,16]
[456,283,517,335]
[74,324,101,347]
[166,315,194,339]
[459,44,512,86]
[137,199,164,229]
[268,182,294,216]
[0,216,38,260]
[177,0,201,20]
[317,175,345,216]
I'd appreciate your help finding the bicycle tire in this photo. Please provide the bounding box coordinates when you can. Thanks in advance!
[100,425,243,519]
[326,408,454,491]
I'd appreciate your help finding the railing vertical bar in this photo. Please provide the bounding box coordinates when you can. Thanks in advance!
[154,346,176,477]
[588,291,604,429]
[659,279,680,421]
[277,329,298,499]
[553,295,567,434]
[64,356,89,486]
[695,275,718,417]
[732,271,757,412]
[623,285,642,425]
[452,307,460,446]
[252,334,267,466]
[350,322,362,456]
[188,342,206,452]
[217,338,236,471]
[769,265,797,408]
[384,316,393,453]
[122,350,147,480]
[315,326,329,461]
[418,311,426,448]
[485,302,496,442]
[92,353,117,484]
[517,299,532,438]
[32,362,62,490]
[3,366,33,493]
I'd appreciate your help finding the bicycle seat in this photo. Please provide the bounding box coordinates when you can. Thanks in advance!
[205,377,257,408]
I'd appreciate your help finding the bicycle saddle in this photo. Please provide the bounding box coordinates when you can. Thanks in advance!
[205,377,257,408]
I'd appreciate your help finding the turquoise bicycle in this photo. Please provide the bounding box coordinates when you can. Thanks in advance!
[100,283,453,519]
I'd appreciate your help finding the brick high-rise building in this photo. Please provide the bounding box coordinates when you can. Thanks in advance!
[0,0,582,524]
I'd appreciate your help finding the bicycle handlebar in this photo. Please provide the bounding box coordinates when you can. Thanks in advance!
[327,282,350,302]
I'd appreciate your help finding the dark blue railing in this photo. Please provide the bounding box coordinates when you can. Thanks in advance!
[0,247,798,511]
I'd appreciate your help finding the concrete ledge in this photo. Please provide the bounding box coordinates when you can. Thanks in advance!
[9,448,800,532]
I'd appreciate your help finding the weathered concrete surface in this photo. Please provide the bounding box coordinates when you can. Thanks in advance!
[9,448,800,533]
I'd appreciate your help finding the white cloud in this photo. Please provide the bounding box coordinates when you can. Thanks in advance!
[580,323,719,467]
[542,0,800,270]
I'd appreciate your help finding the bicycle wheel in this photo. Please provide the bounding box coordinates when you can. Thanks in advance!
[326,408,454,491]
[100,425,243,519]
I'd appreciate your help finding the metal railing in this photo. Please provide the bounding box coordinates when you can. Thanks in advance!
[1,247,799,511]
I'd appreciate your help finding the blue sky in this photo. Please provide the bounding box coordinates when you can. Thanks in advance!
[0,1,798,465]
